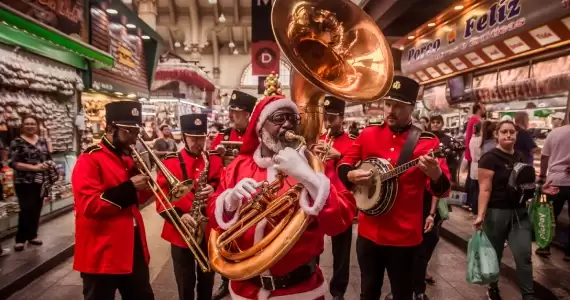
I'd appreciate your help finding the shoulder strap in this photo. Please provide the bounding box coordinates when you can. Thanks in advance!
[177,152,189,181]
[396,126,422,167]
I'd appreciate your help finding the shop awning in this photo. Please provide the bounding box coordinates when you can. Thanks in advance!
[0,4,113,70]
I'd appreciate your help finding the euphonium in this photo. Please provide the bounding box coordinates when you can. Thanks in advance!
[209,0,393,280]
[131,136,211,272]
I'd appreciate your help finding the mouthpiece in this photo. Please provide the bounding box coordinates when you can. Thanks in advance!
[284,131,300,141]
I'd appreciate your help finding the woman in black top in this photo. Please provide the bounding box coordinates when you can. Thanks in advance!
[474,120,533,300]
[8,116,54,251]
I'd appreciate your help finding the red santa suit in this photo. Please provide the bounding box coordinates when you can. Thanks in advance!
[208,96,356,300]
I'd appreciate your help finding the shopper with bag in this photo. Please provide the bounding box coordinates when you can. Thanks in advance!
[473,120,535,300]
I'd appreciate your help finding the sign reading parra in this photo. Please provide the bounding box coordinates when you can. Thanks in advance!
[400,0,570,80]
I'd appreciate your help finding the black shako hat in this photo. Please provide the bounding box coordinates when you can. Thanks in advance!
[383,75,420,106]
[105,101,142,127]
[228,90,257,113]
[324,95,346,115]
[180,114,207,136]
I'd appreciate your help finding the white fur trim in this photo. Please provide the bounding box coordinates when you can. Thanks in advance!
[298,172,330,216]
[254,146,273,169]
[214,189,242,230]
[228,279,327,300]
[256,98,299,133]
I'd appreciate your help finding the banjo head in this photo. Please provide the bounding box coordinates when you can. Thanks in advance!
[353,161,383,210]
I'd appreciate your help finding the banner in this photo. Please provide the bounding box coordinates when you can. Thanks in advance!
[251,0,279,75]
[0,0,86,40]
[400,0,570,81]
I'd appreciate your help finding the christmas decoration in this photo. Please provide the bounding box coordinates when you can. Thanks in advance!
[263,71,283,96]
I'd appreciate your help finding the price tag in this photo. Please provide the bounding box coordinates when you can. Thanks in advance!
[437,63,453,74]
[530,25,561,46]
[449,58,467,70]
[465,52,485,65]
[504,36,531,54]
[482,45,506,60]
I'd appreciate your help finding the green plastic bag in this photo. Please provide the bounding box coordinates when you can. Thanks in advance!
[438,197,450,220]
[467,231,500,285]
[532,194,555,249]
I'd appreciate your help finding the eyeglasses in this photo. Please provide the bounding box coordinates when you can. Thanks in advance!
[268,113,301,125]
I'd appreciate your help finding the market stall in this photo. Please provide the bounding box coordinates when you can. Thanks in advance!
[80,0,164,151]
[0,2,113,234]
[394,0,570,249]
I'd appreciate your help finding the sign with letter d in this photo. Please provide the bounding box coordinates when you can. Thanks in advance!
[251,41,280,76]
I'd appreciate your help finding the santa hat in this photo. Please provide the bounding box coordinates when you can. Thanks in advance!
[239,95,299,155]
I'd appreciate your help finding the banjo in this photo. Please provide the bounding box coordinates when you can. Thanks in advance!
[353,143,455,216]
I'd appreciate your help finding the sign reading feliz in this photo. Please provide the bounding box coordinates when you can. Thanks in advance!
[401,0,570,75]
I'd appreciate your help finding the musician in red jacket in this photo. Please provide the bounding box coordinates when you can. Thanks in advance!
[157,114,224,300]
[211,90,257,151]
[313,95,356,300]
[211,90,257,299]
[337,76,451,300]
[72,101,154,300]
[208,95,356,300]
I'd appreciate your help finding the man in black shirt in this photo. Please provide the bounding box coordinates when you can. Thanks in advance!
[513,112,540,165]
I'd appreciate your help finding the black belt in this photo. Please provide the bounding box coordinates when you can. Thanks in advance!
[249,258,317,291]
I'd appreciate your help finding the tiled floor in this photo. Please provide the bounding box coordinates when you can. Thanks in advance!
[7,205,523,300]
[444,207,570,299]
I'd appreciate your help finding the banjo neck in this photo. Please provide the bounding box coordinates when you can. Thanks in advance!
[379,149,443,181]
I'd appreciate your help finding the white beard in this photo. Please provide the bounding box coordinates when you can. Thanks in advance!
[260,128,286,154]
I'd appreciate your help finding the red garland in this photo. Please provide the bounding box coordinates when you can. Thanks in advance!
[154,69,215,91]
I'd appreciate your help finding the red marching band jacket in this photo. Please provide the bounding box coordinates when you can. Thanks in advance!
[156,149,224,248]
[72,138,153,274]
[337,123,451,247]
[318,131,356,176]
[210,127,246,150]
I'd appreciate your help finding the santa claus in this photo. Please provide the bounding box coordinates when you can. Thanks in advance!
[208,95,356,300]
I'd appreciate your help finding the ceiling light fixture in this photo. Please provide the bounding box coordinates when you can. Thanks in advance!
[126,24,136,28]
[141,35,150,40]
[428,22,436,27]
[454,5,464,10]
[399,46,404,50]
[174,41,181,47]
[407,35,415,40]
[229,41,235,48]
[106,9,118,14]
[218,13,226,23]
[208,0,217,3]
[233,49,239,55]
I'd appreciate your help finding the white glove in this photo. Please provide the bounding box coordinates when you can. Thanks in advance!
[274,147,318,188]
[225,178,261,211]
[274,147,330,216]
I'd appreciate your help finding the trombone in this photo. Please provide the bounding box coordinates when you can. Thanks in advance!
[131,136,211,272]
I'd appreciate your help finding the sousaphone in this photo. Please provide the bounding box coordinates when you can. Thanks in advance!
[209,0,394,280]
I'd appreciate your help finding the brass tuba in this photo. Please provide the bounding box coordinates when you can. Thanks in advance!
[209,0,393,280]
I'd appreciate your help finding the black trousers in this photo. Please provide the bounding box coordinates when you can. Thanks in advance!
[412,224,440,295]
[329,225,353,297]
[81,229,154,300]
[357,235,417,300]
[171,243,215,300]
[15,183,43,243]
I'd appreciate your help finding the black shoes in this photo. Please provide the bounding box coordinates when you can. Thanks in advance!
[535,248,551,257]
[212,280,229,300]
[487,287,502,300]
[414,293,430,300]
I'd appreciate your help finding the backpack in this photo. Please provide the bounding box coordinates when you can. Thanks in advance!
[508,161,536,204]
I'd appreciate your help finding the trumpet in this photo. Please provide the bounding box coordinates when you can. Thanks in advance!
[317,128,334,162]
[131,136,211,272]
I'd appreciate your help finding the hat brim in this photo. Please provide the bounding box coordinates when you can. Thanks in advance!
[115,123,141,128]
[382,96,415,105]
[325,111,343,116]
